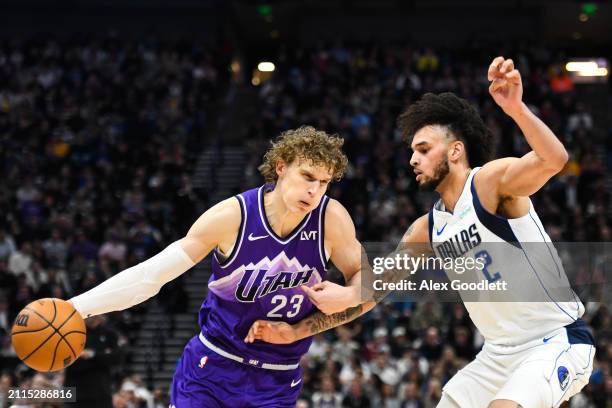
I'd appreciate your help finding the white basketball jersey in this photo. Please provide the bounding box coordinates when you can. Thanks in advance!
[429,168,584,348]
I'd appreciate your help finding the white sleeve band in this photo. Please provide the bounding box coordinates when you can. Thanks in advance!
[69,241,195,318]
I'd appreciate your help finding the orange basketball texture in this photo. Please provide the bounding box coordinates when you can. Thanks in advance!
[11,298,87,372]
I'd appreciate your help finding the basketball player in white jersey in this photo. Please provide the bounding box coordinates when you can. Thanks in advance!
[245,57,596,408]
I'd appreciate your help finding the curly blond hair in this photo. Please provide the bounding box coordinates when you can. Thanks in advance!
[259,126,348,183]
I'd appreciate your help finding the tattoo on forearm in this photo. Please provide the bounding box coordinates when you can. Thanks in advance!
[365,221,433,304]
[371,261,414,303]
[403,223,415,242]
[302,218,433,336]
[306,304,363,335]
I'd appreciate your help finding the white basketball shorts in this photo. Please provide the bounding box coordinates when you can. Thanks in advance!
[441,319,595,408]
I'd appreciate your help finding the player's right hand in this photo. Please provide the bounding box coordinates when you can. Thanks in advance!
[301,281,359,315]
[488,56,524,117]
[243,320,298,344]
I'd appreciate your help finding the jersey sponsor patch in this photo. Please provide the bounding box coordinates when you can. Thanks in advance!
[300,230,317,240]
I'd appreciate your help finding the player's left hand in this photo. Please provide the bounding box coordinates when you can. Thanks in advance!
[488,56,524,117]
[243,320,297,344]
[301,281,359,315]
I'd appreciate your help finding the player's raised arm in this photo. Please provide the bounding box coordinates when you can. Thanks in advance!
[69,197,241,318]
[482,56,569,198]
[245,214,431,344]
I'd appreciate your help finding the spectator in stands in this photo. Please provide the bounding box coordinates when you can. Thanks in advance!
[312,375,343,408]
[42,229,68,269]
[0,373,13,408]
[342,379,371,407]
[64,315,122,408]
[0,229,16,262]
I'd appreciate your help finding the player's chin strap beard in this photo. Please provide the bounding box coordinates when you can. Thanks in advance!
[420,157,450,191]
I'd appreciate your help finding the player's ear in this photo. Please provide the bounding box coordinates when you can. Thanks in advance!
[275,160,287,178]
[448,140,465,163]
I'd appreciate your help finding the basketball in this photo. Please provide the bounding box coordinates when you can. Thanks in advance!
[11,298,87,372]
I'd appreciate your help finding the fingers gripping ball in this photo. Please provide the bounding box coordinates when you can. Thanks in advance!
[11,298,86,372]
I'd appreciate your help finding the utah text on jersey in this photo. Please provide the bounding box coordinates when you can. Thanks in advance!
[208,251,323,302]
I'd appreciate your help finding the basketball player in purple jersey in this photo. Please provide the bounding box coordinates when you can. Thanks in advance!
[67,126,364,407]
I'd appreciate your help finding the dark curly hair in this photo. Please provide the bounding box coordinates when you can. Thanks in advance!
[397,92,493,167]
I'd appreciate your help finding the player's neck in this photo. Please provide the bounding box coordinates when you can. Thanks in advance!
[263,189,307,238]
[437,168,471,213]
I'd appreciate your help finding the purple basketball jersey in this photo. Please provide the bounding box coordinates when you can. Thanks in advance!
[198,184,329,366]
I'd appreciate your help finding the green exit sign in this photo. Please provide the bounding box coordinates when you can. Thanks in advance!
[258,4,272,17]
[582,3,597,16]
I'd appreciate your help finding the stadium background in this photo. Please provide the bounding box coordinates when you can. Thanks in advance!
[0,0,610,406]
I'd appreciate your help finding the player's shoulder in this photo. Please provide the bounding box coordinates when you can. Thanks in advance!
[412,213,430,234]
[474,157,520,186]
[210,196,242,217]
[400,214,430,245]
[324,198,354,225]
[323,198,356,236]
[474,157,523,196]
[473,158,531,215]
[189,196,242,238]
[324,198,348,218]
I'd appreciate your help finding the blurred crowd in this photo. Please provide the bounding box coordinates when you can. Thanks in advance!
[0,35,228,406]
[0,35,609,408]
[245,42,611,407]
[246,41,610,243]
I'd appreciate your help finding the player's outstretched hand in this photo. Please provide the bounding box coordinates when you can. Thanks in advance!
[244,320,298,344]
[488,56,524,117]
[301,281,359,315]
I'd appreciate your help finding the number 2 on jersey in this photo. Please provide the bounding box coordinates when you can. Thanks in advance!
[475,250,501,283]
[267,294,304,318]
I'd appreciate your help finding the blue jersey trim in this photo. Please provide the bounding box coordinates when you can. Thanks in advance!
[427,209,434,243]
[565,319,595,345]
[528,211,563,277]
[470,175,521,248]
[519,244,577,323]
[528,210,581,318]
[318,196,330,270]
